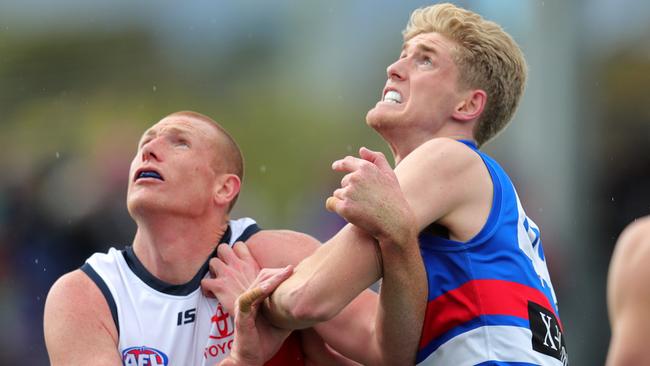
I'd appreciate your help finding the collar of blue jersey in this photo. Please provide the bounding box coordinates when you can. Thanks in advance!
[457,139,478,149]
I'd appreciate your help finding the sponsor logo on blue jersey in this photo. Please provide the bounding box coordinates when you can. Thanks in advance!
[122,346,169,366]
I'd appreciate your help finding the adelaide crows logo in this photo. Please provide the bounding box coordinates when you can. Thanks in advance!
[122,346,169,366]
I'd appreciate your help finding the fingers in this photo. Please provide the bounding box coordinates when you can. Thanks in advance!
[200,278,216,298]
[218,242,260,274]
[359,147,392,172]
[340,172,354,188]
[236,265,294,314]
[217,243,239,265]
[255,266,294,290]
[332,148,391,174]
[208,257,227,278]
[325,186,348,213]
[232,242,255,264]
[237,287,265,314]
[332,155,366,173]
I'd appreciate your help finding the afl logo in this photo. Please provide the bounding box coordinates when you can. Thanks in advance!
[209,303,233,339]
[122,346,168,366]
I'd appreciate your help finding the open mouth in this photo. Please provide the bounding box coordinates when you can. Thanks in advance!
[135,169,164,181]
[383,90,403,104]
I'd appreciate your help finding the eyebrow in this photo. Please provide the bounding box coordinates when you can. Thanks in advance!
[138,129,156,146]
[401,42,438,55]
[138,126,191,146]
[416,43,438,55]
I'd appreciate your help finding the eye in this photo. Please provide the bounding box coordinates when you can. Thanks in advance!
[418,56,433,66]
[175,138,190,148]
[139,139,151,149]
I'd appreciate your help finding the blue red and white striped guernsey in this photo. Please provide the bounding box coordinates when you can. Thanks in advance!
[416,140,568,366]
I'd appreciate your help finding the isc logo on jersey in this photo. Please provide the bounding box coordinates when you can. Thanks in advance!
[122,346,169,366]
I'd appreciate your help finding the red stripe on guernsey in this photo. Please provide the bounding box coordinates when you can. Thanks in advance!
[418,279,561,350]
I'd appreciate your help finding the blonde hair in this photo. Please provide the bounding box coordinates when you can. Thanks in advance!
[404,3,527,146]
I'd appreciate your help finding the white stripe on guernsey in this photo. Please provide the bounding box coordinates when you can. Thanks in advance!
[417,325,564,366]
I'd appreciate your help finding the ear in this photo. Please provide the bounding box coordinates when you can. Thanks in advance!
[452,89,487,122]
[213,174,241,208]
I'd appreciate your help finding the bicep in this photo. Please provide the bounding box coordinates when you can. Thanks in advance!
[44,270,121,366]
[246,230,321,268]
[607,220,650,365]
[311,289,379,365]
[300,329,363,366]
[608,307,650,366]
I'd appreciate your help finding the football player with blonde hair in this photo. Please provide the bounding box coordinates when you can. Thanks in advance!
[211,3,567,365]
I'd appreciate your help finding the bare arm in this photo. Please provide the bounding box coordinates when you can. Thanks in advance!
[265,139,490,363]
[248,228,380,327]
[202,230,378,364]
[300,329,362,366]
[607,217,650,365]
[267,139,487,325]
[44,270,121,366]
[201,138,489,364]
[246,230,382,364]
[263,224,382,329]
[326,147,426,365]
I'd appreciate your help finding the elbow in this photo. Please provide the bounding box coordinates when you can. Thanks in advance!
[290,294,338,324]
[272,285,340,327]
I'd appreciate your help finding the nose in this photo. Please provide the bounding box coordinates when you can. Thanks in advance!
[141,138,162,162]
[386,57,407,81]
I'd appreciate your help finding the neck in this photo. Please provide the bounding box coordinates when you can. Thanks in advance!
[382,124,475,165]
[132,212,228,285]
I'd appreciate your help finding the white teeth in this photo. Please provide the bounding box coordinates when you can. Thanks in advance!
[383,90,402,104]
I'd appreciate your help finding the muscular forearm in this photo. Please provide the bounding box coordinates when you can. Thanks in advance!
[373,236,427,365]
[265,225,382,329]
[304,236,425,366]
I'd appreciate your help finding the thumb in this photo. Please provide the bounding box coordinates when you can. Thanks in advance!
[237,265,294,314]
[359,147,392,172]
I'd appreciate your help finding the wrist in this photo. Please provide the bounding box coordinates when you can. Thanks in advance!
[378,232,419,256]
[376,212,418,250]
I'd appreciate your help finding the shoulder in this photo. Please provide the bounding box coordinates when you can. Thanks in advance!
[245,230,321,268]
[609,217,650,297]
[45,270,117,337]
[396,138,492,229]
[44,270,119,364]
[397,138,484,179]
[615,216,650,251]
[46,269,111,318]
[610,217,650,277]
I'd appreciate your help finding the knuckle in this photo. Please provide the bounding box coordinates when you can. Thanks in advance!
[222,266,237,278]
[259,268,273,277]
[361,161,374,172]
[339,201,352,214]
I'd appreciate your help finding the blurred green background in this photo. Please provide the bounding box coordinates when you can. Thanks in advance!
[1,0,650,364]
